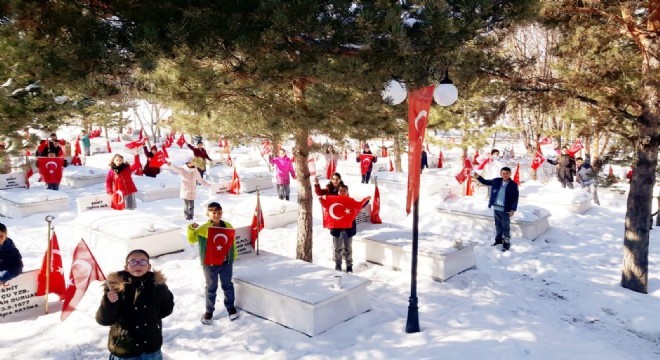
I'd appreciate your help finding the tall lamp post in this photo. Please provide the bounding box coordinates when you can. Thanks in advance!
[382,71,458,333]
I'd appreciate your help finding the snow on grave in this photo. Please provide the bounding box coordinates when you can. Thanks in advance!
[374,171,460,200]
[60,165,107,188]
[519,181,593,214]
[70,195,184,257]
[132,174,180,202]
[0,177,69,218]
[233,249,371,336]
[353,226,477,281]
[223,197,298,229]
[206,166,273,193]
[436,197,551,241]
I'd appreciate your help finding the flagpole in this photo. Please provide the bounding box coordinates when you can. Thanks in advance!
[405,196,420,333]
[256,187,261,256]
[44,215,54,314]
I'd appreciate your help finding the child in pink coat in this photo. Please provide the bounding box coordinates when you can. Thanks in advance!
[269,149,297,201]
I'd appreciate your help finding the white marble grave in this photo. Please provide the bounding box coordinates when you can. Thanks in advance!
[353,228,477,281]
[234,250,371,336]
[0,181,69,219]
[61,166,107,188]
[72,195,184,257]
[0,270,47,323]
[133,175,180,202]
[206,166,273,193]
[374,171,460,200]
[519,182,593,214]
[335,159,387,177]
[436,198,551,241]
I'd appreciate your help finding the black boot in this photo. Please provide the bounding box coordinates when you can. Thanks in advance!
[502,238,510,251]
[491,238,503,246]
[346,265,353,273]
[335,263,342,271]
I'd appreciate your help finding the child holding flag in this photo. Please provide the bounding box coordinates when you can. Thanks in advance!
[168,157,210,220]
[188,202,239,324]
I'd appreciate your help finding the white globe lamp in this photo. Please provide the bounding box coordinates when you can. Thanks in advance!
[433,71,458,107]
[381,80,407,105]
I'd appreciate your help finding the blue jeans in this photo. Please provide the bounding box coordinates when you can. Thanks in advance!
[202,263,235,314]
[109,350,162,360]
[361,171,372,184]
[46,183,60,191]
[494,210,511,240]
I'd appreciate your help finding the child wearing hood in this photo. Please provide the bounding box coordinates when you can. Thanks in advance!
[0,223,23,285]
[96,249,174,359]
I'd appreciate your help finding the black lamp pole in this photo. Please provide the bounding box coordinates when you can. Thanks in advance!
[405,195,421,333]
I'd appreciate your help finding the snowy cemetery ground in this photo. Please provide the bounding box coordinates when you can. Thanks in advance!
[0,138,658,359]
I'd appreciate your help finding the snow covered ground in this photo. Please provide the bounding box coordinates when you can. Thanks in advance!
[0,140,658,360]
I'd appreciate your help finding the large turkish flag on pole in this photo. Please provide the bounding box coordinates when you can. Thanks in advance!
[61,239,106,321]
[406,86,434,215]
[35,232,66,299]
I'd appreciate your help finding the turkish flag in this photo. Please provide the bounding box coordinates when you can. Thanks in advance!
[381,147,388,157]
[37,157,64,184]
[131,153,143,176]
[205,227,235,265]
[455,158,473,184]
[389,158,394,172]
[229,166,240,194]
[74,137,81,155]
[465,175,474,196]
[477,157,491,170]
[106,140,111,153]
[567,139,583,157]
[89,129,101,138]
[261,140,272,156]
[125,137,148,150]
[250,196,265,247]
[359,154,374,175]
[35,232,66,299]
[326,154,337,179]
[530,150,546,170]
[538,136,552,145]
[150,150,167,168]
[71,154,82,166]
[161,144,169,158]
[25,164,34,188]
[61,239,106,321]
[438,151,443,168]
[176,134,186,148]
[370,184,382,224]
[406,86,434,214]
[138,128,144,140]
[223,139,229,148]
[320,195,369,229]
[513,163,520,184]
[111,176,126,210]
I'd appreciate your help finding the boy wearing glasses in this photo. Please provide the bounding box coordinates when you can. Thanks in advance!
[188,202,239,324]
[96,249,174,360]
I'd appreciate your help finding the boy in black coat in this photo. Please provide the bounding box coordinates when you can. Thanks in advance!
[475,167,519,251]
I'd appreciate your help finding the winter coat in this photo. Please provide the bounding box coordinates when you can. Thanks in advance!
[81,134,91,148]
[168,164,210,200]
[142,146,161,178]
[476,176,519,213]
[547,154,575,183]
[106,163,138,196]
[270,156,297,185]
[577,163,596,187]
[0,238,23,283]
[187,144,212,171]
[96,270,174,358]
[187,220,237,266]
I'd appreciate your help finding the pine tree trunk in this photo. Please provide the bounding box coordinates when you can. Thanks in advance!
[292,79,314,262]
[393,135,403,172]
[621,37,659,294]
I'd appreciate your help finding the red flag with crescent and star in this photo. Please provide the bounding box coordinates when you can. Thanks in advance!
[389,158,394,172]
[205,227,235,265]
[61,239,106,321]
[125,137,148,150]
[513,162,520,184]
[161,144,169,158]
[370,184,382,224]
[567,139,584,157]
[149,150,168,168]
[74,137,81,155]
[35,231,66,299]
[37,157,64,184]
[455,158,473,184]
[326,154,337,179]
[250,196,264,247]
[131,154,143,176]
[229,166,240,194]
[530,150,545,170]
[176,134,186,148]
[359,154,374,176]
[25,163,34,188]
[71,154,82,166]
[319,195,369,229]
[438,151,444,168]
[406,86,435,214]
[111,188,126,210]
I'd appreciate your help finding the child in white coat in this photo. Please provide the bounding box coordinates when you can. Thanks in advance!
[168,157,210,220]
